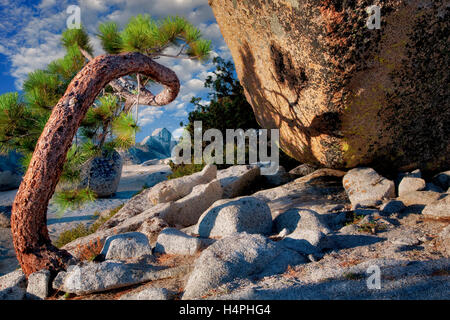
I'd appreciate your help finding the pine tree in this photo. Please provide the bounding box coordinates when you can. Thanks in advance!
[171,57,299,176]
[2,15,211,276]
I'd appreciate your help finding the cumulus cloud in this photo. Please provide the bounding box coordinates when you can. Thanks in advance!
[38,0,57,9]
[165,102,186,111]
[171,126,186,140]
[174,109,188,117]
[138,106,164,126]
[0,0,69,87]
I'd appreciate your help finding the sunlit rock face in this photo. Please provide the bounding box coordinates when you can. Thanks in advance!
[209,0,449,173]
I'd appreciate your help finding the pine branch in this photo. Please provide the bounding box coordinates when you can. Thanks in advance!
[154,53,200,60]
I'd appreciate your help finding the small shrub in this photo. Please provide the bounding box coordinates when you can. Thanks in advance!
[54,223,91,248]
[358,221,387,234]
[343,272,364,280]
[345,212,365,225]
[54,203,124,248]
[53,188,97,216]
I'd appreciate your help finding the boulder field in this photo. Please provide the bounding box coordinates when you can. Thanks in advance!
[1,164,448,300]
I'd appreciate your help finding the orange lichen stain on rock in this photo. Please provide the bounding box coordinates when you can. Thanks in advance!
[74,237,103,261]
[319,1,345,32]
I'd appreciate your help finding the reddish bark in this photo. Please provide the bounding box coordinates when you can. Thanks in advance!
[11,52,180,277]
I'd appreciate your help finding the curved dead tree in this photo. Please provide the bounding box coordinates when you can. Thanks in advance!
[11,52,180,277]
[79,48,161,112]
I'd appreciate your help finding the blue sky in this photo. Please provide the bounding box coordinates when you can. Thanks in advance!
[0,0,232,141]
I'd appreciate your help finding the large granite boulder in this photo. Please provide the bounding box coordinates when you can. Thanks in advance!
[52,260,187,295]
[217,165,260,198]
[0,270,27,300]
[422,194,450,219]
[56,149,123,198]
[159,179,223,227]
[26,270,51,300]
[195,196,273,238]
[274,208,331,255]
[343,167,395,208]
[209,1,449,172]
[154,228,204,255]
[119,287,174,300]
[100,232,153,261]
[147,164,217,204]
[182,233,306,299]
[83,149,123,197]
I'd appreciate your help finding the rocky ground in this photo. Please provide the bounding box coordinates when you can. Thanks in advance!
[0,162,171,276]
[0,164,449,300]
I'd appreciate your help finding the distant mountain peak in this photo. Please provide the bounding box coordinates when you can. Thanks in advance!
[151,128,170,136]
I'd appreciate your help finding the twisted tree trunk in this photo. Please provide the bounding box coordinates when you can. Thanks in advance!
[11,52,180,277]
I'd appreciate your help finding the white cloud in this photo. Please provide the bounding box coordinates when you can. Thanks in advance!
[165,102,185,111]
[198,70,215,82]
[185,78,205,91]
[171,126,186,140]
[217,45,233,60]
[138,106,164,126]
[180,93,195,102]
[0,44,7,55]
[79,0,111,12]
[10,45,65,88]
[0,1,69,87]
[89,36,104,56]
[174,109,188,117]
[0,0,230,89]
[199,23,222,41]
[198,100,210,106]
[84,0,214,29]
[38,0,57,9]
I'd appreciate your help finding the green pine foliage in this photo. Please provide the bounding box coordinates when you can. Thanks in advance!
[120,14,160,53]
[111,112,140,149]
[53,188,97,215]
[98,14,211,59]
[186,57,260,135]
[0,30,90,163]
[173,57,300,176]
[98,22,122,54]
[61,27,94,55]
[0,92,47,155]
[23,70,60,111]
[167,162,205,180]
